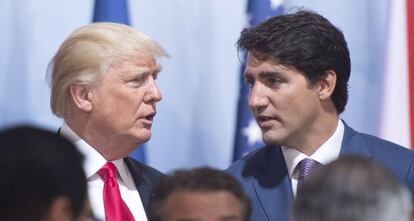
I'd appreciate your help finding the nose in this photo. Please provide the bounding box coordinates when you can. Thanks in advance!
[249,83,268,112]
[144,78,162,103]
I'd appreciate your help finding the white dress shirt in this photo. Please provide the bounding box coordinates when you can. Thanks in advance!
[281,120,344,196]
[61,122,148,221]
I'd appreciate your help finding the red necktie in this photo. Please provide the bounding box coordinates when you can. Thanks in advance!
[98,162,135,221]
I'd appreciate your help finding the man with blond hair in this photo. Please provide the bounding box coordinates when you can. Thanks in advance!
[47,22,168,221]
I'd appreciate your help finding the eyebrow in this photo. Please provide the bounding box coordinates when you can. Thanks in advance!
[244,70,282,79]
[123,65,163,77]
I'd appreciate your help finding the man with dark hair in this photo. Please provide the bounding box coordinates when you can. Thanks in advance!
[149,167,251,221]
[227,10,414,221]
[0,126,92,221]
[292,156,412,221]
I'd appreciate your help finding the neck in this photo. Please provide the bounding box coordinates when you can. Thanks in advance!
[65,114,136,161]
[286,107,340,156]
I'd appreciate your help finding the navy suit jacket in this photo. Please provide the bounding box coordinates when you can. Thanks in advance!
[227,122,414,221]
[57,127,164,216]
[124,157,164,216]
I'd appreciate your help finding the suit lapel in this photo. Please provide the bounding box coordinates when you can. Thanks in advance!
[123,157,153,213]
[252,146,293,221]
[339,121,372,159]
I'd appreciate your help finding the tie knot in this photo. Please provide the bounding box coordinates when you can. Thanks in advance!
[298,158,320,181]
[98,162,117,181]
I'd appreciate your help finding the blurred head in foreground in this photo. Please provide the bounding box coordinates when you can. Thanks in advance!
[0,126,91,221]
[291,155,412,221]
[149,167,251,221]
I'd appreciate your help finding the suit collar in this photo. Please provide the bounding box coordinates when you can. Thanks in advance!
[124,157,153,213]
[339,121,373,158]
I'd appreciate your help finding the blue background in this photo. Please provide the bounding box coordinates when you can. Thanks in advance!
[0,0,391,172]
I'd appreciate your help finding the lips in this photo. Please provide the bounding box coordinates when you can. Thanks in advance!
[140,112,156,125]
[145,112,156,121]
[256,115,277,128]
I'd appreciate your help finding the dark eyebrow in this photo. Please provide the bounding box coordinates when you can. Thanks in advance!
[243,71,252,80]
[244,71,282,80]
[258,71,282,78]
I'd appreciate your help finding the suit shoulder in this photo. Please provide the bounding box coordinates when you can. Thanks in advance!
[358,132,414,158]
[126,157,165,181]
[226,146,270,177]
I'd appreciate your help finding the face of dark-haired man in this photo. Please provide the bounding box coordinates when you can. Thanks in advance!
[244,52,338,154]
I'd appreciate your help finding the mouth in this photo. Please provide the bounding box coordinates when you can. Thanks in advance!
[145,112,156,121]
[256,115,277,128]
[141,112,156,125]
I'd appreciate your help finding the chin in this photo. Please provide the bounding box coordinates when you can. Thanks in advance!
[130,129,151,145]
[262,132,284,146]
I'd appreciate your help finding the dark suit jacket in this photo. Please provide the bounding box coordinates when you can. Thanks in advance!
[124,157,164,216]
[227,122,414,221]
[57,128,164,216]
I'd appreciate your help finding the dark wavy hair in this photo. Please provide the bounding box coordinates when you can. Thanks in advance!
[237,10,351,113]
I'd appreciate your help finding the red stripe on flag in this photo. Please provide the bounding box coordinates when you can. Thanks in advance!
[407,0,414,149]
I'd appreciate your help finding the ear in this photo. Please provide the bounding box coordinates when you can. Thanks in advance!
[318,70,337,100]
[44,196,73,221]
[69,84,94,113]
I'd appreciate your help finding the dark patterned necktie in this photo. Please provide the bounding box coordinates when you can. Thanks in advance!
[297,158,321,192]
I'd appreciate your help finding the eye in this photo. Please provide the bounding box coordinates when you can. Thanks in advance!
[126,76,145,87]
[132,77,144,83]
[266,78,282,87]
[152,72,159,80]
[244,77,255,88]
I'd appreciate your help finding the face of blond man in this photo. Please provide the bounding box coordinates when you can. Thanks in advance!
[86,56,162,156]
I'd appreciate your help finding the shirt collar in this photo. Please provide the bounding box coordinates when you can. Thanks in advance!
[60,122,136,189]
[282,120,344,178]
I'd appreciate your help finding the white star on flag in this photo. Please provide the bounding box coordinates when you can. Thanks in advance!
[242,119,263,145]
[269,0,283,9]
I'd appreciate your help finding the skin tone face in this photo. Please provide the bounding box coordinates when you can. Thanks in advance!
[44,197,94,221]
[163,191,244,221]
[244,52,337,153]
[76,199,95,221]
[86,57,162,159]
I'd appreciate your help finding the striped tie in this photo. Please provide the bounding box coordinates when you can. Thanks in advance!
[297,158,320,192]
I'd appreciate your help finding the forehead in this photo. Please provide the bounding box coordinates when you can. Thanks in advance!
[113,56,158,70]
[244,52,304,77]
[106,56,160,75]
[164,191,243,221]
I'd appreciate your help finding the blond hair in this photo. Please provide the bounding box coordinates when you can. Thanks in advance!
[47,22,168,118]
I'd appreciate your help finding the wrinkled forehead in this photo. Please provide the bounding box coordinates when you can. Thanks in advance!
[103,56,162,74]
